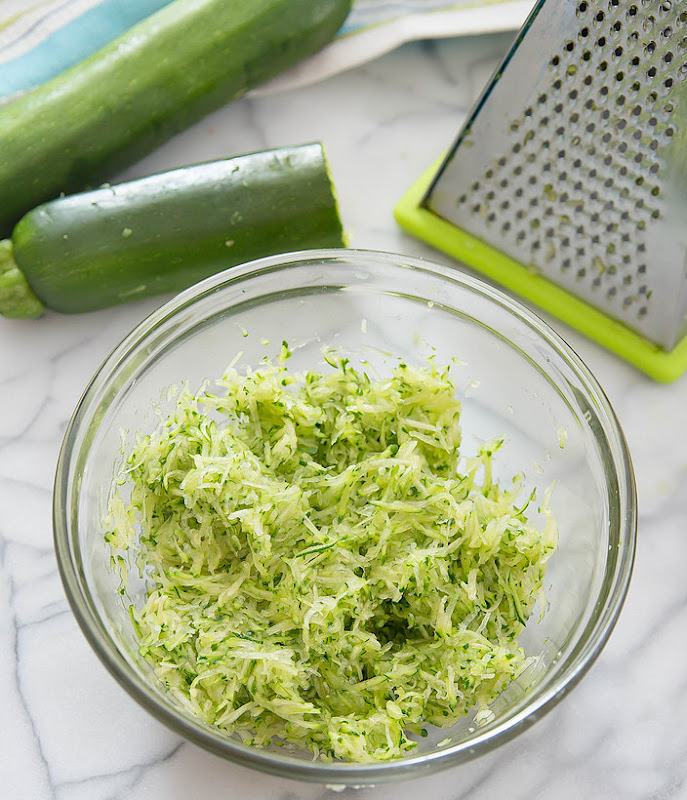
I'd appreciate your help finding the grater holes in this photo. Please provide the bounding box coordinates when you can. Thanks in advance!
[457,0,683,334]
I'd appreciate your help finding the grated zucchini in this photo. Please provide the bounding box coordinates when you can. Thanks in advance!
[105,349,557,762]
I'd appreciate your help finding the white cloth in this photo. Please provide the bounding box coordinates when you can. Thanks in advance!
[0,0,533,102]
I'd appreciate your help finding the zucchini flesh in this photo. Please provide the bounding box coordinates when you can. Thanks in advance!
[1,144,345,316]
[0,0,352,237]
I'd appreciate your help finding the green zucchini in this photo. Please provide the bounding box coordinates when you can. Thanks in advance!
[0,144,345,317]
[0,0,352,237]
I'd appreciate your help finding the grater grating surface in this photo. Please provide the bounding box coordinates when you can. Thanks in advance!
[423,0,687,352]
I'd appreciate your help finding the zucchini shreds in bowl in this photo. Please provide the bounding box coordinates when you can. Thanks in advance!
[105,351,557,763]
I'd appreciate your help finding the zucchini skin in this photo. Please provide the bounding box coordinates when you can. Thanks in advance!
[0,0,352,237]
[11,144,345,314]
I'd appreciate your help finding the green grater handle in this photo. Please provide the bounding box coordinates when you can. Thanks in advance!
[394,159,687,383]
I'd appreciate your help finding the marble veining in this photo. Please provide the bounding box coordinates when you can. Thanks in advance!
[1,32,686,800]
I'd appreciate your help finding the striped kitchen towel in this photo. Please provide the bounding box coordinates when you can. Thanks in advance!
[0,0,533,103]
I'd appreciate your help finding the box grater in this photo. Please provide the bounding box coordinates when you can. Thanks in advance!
[395,0,687,381]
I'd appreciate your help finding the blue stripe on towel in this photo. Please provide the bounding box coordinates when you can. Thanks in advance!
[0,0,173,101]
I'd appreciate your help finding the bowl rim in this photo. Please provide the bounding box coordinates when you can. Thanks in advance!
[53,247,637,783]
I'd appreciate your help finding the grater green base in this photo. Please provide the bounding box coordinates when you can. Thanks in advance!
[394,160,687,384]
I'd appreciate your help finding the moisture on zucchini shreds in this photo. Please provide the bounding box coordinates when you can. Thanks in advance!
[105,347,557,763]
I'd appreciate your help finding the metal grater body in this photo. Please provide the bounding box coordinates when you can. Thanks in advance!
[424,0,687,351]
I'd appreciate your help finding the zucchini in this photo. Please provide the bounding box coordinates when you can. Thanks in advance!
[0,0,352,237]
[0,144,345,317]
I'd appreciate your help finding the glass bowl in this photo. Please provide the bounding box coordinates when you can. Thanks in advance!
[53,248,636,784]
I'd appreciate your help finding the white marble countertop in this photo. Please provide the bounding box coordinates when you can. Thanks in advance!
[2,30,687,800]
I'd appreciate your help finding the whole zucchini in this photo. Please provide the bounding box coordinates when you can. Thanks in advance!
[0,144,345,317]
[0,0,352,237]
